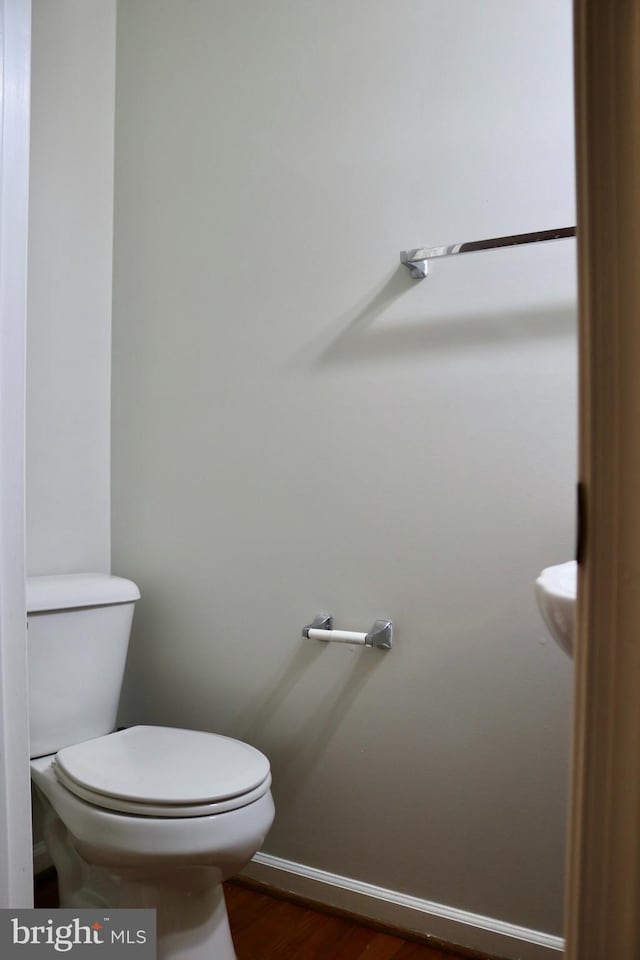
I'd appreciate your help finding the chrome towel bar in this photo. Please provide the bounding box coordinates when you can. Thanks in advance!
[401,226,576,279]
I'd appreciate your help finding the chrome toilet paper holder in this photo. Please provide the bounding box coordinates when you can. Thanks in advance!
[302,614,393,650]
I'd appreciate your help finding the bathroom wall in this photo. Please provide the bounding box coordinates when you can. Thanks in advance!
[27,0,116,575]
[112,0,576,946]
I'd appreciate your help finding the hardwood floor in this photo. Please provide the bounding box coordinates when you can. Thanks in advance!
[34,872,480,960]
[224,882,470,959]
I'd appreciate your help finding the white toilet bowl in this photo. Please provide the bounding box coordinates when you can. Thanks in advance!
[32,726,275,960]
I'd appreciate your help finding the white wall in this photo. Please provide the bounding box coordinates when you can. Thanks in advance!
[112,0,576,946]
[27,0,116,575]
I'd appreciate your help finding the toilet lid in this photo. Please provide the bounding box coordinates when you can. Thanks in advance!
[53,763,271,817]
[54,726,271,812]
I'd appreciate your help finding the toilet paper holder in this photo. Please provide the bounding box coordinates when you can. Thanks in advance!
[302,614,393,650]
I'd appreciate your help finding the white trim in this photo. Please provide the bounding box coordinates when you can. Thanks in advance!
[243,853,564,960]
[0,0,32,908]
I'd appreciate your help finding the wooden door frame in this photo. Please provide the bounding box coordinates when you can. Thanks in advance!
[568,2,640,957]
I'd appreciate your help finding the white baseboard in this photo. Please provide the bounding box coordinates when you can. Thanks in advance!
[242,853,565,960]
[33,840,52,876]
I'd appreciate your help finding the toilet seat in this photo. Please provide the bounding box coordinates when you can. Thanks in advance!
[53,725,271,818]
[53,764,272,817]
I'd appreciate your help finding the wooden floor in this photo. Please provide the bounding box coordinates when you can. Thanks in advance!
[223,882,472,960]
[35,872,476,960]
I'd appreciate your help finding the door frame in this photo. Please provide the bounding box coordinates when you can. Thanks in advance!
[567,2,640,957]
[0,0,32,908]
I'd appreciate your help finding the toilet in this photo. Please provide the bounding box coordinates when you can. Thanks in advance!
[27,574,274,960]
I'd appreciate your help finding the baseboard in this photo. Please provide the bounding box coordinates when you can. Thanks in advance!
[241,853,565,960]
[33,840,52,876]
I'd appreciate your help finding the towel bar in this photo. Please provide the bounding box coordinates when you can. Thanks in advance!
[401,226,576,279]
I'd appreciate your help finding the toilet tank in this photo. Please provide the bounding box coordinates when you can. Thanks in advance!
[26,574,141,758]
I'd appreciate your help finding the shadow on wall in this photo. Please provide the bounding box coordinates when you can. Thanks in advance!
[120,604,386,813]
[234,640,386,805]
[288,266,576,369]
